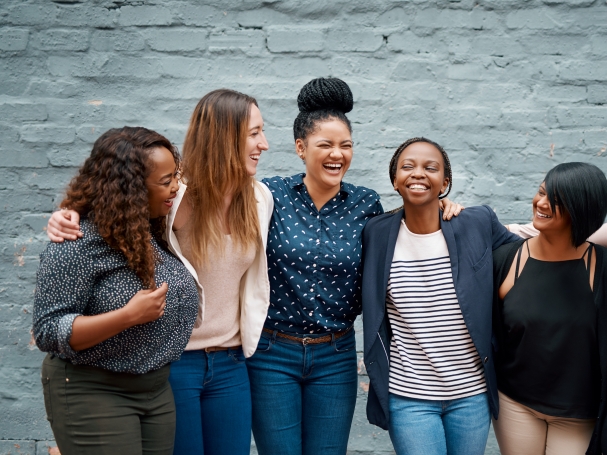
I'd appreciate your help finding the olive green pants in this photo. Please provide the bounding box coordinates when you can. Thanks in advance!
[41,354,175,455]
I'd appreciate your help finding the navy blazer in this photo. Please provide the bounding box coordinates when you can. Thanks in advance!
[361,205,520,430]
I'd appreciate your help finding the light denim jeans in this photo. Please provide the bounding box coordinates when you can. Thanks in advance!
[388,392,490,455]
[246,328,358,455]
[168,348,252,455]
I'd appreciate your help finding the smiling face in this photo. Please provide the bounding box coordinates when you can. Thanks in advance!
[145,146,179,219]
[394,141,449,209]
[532,182,571,233]
[243,104,268,176]
[296,119,353,196]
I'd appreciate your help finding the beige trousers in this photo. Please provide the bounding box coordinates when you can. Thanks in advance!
[492,391,595,455]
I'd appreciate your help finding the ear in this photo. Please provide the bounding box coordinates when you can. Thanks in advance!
[295,138,306,160]
[441,177,450,195]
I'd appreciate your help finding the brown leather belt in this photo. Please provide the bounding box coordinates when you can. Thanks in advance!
[204,345,241,353]
[262,326,352,345]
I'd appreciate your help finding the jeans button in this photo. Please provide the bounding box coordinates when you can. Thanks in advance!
[483,356,488,363]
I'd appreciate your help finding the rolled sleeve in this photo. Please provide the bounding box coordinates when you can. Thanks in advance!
[33,239,95,357]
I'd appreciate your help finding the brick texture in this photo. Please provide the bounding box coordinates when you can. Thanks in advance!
[1,1,606,453]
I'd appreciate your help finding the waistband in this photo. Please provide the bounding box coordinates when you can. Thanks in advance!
[262,326,352,345]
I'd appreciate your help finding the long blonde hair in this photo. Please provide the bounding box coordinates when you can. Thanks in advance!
[182,89,261,265]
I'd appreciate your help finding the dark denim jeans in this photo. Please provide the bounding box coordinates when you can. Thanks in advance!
[246,328,358,455]
[388,392,491,455]
[168,348,251,455]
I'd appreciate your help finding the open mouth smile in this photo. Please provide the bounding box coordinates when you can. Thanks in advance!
[323,163,343,174]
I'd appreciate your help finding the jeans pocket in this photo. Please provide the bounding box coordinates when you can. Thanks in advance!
[228,349,246,364]
[333,331,355,353]
[254,334,274,353]
[41,375,53,423]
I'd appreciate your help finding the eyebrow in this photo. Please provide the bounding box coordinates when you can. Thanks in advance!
[249,123,263,131]
[314,138,353,144]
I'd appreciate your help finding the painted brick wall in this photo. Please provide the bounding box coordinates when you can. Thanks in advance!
[1,1,606,453]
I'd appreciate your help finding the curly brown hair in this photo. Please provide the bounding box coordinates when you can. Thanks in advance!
[61,126,180,289]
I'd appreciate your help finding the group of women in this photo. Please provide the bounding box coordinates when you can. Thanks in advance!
[34,76,607,455]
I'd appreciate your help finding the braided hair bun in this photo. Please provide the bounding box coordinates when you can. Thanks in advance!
[293,77,354,141]
[297,77,353,114]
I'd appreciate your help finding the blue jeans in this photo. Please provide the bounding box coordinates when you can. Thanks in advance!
[246,328,358,455]
[388,392,490,455]
[168,348,251,455]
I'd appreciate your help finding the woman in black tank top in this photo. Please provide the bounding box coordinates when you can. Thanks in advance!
[492,162,607,455]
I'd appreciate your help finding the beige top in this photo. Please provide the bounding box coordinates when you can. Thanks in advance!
[175,218,256,350]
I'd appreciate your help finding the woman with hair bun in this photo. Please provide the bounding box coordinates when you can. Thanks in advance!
[492,162,607,455]
[246,77,383,455]
[33,127,199,455]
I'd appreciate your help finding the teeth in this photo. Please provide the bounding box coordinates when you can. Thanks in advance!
[409,184,428,190]
[537,212,551,218]
[250,155,260,161]
[324,163,342,168]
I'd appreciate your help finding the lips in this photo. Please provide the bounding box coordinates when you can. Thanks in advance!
[535,209,552,219]
[407,183,429,191]
[249,153,260,161]
[323,163,342,174]
[164,195,176,207]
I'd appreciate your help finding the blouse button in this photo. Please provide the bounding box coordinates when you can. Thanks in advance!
[309,312,313,316]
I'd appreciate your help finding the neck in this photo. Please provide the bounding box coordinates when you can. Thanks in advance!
[531,229,585,261]
[402,201,441,234]
[303,176,340,211]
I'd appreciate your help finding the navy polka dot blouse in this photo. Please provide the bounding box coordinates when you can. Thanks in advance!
[262,174,383,335]
[33,218,199,374]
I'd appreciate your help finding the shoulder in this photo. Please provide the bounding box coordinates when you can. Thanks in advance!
[452,205,495,223]
[254,179,272,201]
[493,240,524,267]
[364,210,399,237]
[342,181,380,200]
[39,219,107,266]
[261,174,297,193]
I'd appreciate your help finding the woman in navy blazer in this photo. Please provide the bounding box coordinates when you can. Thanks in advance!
[361,137,519,455]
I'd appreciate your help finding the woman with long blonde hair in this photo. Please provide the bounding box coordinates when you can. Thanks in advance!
[47,89,273,455]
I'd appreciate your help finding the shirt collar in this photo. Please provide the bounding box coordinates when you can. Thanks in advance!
[288,173,353,198]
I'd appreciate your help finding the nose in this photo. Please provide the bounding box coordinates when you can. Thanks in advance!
[259,132,269,151]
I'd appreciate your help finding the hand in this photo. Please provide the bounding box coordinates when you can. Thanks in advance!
[47,210,82,242]
[122,283,168,326]
[439,198,465,221]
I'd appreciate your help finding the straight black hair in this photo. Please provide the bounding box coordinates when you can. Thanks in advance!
[543,162,607,247]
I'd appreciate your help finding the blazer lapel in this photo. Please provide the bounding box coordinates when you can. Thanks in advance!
[371,210,404,333]
[440,212,459,284]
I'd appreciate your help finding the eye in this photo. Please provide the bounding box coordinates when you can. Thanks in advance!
[401,164,413,170]
[426,166,438,172]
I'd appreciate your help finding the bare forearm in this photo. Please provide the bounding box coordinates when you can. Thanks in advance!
[69,309,135,352]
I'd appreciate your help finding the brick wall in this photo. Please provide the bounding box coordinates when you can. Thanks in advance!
[1,1,606,453]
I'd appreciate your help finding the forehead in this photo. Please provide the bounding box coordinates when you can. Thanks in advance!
[398,141,443,164]
[147,146,175,174]
[309,119,352,139]
[248,103,262,126]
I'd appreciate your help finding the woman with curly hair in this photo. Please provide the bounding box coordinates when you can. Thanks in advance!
[33,126,200,455]
[46,90,272,455]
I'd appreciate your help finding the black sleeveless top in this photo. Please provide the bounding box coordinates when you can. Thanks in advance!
[496,241,600,419]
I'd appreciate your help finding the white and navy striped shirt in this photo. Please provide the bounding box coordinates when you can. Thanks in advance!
[387,220,486,400]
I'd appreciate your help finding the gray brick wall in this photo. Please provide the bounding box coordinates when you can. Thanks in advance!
[2,1,606,453]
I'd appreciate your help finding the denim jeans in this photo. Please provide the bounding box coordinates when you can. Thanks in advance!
[388,392,490,455]
[168,348,251,455]
[246,328,358,455]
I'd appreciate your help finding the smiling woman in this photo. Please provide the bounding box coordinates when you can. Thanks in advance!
[361,137,520,455]
[246,77,384,455]
[492,163,607,455]
[33,127,199,455]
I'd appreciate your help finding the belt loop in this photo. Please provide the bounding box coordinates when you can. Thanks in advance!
[271,330,278,343]
[331,332,336,345]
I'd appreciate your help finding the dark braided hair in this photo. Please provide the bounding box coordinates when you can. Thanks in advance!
[293,77,354,141]
[389,137,453,200]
